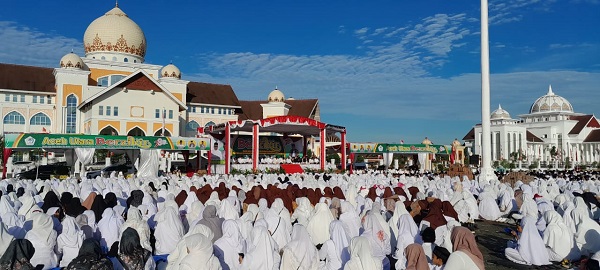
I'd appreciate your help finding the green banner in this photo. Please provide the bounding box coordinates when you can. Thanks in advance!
[4,133,211,150]
[350,143,451,154]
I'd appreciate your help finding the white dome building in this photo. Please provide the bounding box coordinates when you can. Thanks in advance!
[529,85,573,114]
[59,53,85,69]
[463,85,600,169]
[83,4,146,63]
[161,64,181,79]
[268,88,285,102]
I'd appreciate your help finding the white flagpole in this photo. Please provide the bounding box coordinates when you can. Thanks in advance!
[161,107,166,136]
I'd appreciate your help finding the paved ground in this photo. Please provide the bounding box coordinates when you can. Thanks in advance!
[475,220,567,270]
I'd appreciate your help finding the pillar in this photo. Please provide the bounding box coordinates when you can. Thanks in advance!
[341,131,347,171]
[320,128,326,171]
[252,124,259,172]
[224,123,231,174]
[303,135,308,158]
[479,0,494,182]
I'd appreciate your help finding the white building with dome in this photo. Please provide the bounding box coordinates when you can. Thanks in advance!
[0,4,321,166]
[463,85,600,168]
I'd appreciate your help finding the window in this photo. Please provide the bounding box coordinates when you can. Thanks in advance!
[168,110,173,119]
[40,96,45,104]
[47,96,51,104]
[65,94,77,133]
[5,94,9,102]
[33,96,38,103]
[106,106,111,116]
[101,56,106,60]
[12,95,17,102]
[30,113,51,126]
[98,77,109,87]
[201,107,205,114]
[217,108,221,115]
[124,58,128,63]
[155,109,160,118]
[99,106,104,116]
[211,108,215,114]
[3,111,25,124]
[192,107,196,113]
[110,75,126,85]
[112,57,117,61]
[20,95,25,102]
[114,107,118,116]
[186,121,200,131]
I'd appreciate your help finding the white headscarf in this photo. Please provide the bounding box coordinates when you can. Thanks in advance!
[291,197,313,226]
[97,208,123,250]
[361,213,391,261]
[214,220,246,270]
[121,207,152,251]
[572,207,600,256]
[154,205,185,255]
[543,210,573,259]
[388,201,408,239]
[518,216,551,266]
[57,216,85,267]
[240,226,279,270]
[280,224,320,270]
[306,202,334,245]
[344,236,383,270]
[339,201,361,238]
[328,220,352,267]
[0,220,15,255]
[178,233,221,270]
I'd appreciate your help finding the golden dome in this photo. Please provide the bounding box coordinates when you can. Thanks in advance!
[161,64,181,79]
[530,85,573,114]
[83,6,146,63]
[59,53,84,69]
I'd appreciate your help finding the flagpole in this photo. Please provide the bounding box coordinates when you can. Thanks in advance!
[479,0,494,183]
[161,107,165,136]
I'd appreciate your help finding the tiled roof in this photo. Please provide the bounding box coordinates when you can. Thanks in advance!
[0,63,55,93]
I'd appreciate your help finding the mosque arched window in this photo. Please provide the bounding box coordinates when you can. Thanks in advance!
[3,111,25,124]
[65,94,77,133]
[30,113,51,126]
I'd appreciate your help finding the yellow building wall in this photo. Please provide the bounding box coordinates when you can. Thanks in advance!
[62,84,83,104]
[153,123,173,134]
[172,93,183,103]
[126,121,147,133]
[98,120,121,132]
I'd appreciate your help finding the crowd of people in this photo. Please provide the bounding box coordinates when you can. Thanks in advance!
[0,169,598,270]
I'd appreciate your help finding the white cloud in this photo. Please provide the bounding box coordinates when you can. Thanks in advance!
[0,21,83,67]
[488,0,549,25]
[338,25,346,34]
[353,27,369,38]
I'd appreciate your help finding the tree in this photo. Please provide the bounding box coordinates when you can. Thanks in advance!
[564,157,571,169]
[356,155,365,163]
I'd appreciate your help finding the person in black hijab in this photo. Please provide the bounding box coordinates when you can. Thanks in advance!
[104,193,118,208]
[0,239,36,270]
[65,199,86,218]
[61,192,74,207]
[41,191,61,213]
[66,238,113,270]
[117,228,152,270]
[129,190,144,208]
[6,184,14,194]
[90,195,107,222]
[16,187,25,198]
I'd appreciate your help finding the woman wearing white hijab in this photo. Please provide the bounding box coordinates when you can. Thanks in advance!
[572,207,600,256]
[18,195,37,220]
[166,224,215,270]
[81,209,99,240]
[478,185,501,221]
[214,220,246,270]
[344,236,383,270]
[0,220,15,255]
[240,226,280,270]
[319,220,351,270]
[219,199,240,220]
[97,208,123,251]
[393,214,422,270]
[177,233,222,270]
[292,197,313,226]
[339,201,361,239]
[186,200,205,227]
[504,216,551,266]
[542,210,573,262]
[154,205,185,255]
[25,212,58,269]
[57,216,85,267]
[281,224,320,270]
[387,201,408,242]
[361,213,391,269]
[561,201,577,233]
[120,207,152,252]
[307,203,335,245]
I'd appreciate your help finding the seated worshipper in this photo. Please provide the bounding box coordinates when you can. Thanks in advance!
[319,220,351,270]
[572,206,600,256]
[97,208,124,251]
[66,238,113,270]
[0,239,36,270]
[154,203,185,255]
[57,215,86,267]
[504,216,551,266]
[176,233,222,270]
[394,213,422,270]
[339,201,361,239]
[197,205,224,243]
[120,208,152,252]
[0,220,15,255]
[404,243,429,270]
[25,212,58,269]
[291,197,313,226]
[477,186,501,221]
[307,202,335,245]
[214,220,246,270]
[444,227,485,270]
[420,227,436,264]
[432,246,450,270]
[115,228,154,270]
[280,224,320,270]
[344,236,383,270]
[543,210,574,262]
[240,226,280,270]
[360,213,391,269]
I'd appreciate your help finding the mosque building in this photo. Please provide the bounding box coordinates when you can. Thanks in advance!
[463,85,600,168]
[0,4,319,163]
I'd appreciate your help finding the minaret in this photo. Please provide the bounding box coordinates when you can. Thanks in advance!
[479,0,494,182]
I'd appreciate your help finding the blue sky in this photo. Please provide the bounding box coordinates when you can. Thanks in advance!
[1,0,599,144]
